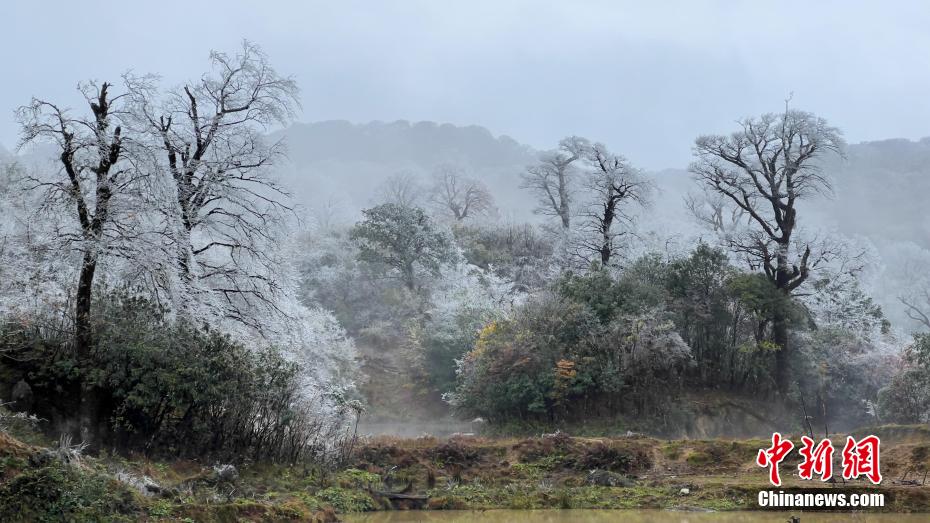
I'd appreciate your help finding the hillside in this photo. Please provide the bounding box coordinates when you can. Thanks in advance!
[272,120,538,222]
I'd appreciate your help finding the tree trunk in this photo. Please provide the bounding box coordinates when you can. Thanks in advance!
[773,242,792,395]
[75,251,97,357]
[403,261,416,291]
[599,201,616,266]
[772,305,789,394]
[172,223,195,319]
[558,171,570,229]
[75,251,102,446]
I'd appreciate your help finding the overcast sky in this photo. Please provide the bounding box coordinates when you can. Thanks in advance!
[3,1,930,169]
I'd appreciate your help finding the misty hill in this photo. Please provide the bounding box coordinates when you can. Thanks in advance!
[273,120,538,221]
[819,138,930,250]
[278,120,534,168]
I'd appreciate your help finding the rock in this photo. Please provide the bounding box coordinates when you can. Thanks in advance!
[115,471,163,497]
[587,469,636,487]
[211,463,239,483]
[679,487,690,496]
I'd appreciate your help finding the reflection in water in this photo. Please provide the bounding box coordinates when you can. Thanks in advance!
[344,510,929,523]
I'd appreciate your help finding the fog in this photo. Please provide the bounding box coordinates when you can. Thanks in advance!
[4,1,930,169]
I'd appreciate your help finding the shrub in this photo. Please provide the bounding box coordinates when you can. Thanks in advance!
[450,292,692,421]
[1,291,348,462]
[879,334,930,423]
[0,463,140,522]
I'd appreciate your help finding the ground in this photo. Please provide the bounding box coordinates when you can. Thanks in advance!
[0,424,928,521]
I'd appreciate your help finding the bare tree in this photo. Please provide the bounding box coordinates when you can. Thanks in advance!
[900,293,930,331]
[377,170,423,208]
[685,186,746,237]
[17,80,143,442]
[129,41,300,328]
[899,260,930,331]
[578,143,650,267]
[428,164,493,222]
[17,82,139,356]
[521,136,588,229]
[690,107,844,393]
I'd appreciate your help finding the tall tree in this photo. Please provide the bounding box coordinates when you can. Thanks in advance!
[350,203,454,291]
[129,41,299,326]
[428,164,494,222]
[900,284,930,331]
[690,108,843,393]
[17,81,141,442]
[377,170,424,208]
[685,186,746,238]
[521,136,588,229]
[579,143,650,267]
[17,82,137,358]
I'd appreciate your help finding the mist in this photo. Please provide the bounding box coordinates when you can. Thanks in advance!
[4,1,930,170]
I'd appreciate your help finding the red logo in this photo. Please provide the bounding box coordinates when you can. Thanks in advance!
[756,432,794,486]
[758,433,882,486]
[798,436,834,481]
[841,435,882,484]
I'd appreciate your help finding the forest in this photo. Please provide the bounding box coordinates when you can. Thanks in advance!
[0,37,929,520]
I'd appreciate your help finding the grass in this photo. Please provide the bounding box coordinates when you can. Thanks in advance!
[1,424,930,519]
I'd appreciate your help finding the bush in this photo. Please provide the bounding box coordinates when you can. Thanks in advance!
[575,443,634,472]
[1,291,347,462]
[450,292,692,421]
[878,334,930,423]
[0,463,140,522]
[794,327,894,429]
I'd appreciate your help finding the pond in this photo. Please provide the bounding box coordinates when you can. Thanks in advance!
[344,510,929,522]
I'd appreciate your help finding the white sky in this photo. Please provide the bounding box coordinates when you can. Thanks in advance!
[3,0,930,169]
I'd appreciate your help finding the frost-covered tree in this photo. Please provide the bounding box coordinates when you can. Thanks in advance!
[577,142,650,267]
[690,108,844,393]
[406,261,511,395]
[6,44,359,449]
[521,136,588,230]
[899,257,930,331]
[428,164,494,222]
[350,203,455,291]
[685,186,746,239]
[16,81,145,358]
[376,170,424,208]
[127,41,299,327]
[13,80,156,442]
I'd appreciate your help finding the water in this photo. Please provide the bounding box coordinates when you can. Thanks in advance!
[344,510,928,522]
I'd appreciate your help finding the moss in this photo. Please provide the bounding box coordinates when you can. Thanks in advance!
[685,450,713,466]
[316,487,376,512]
[661,442,682,459]
[335,468,380,488]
